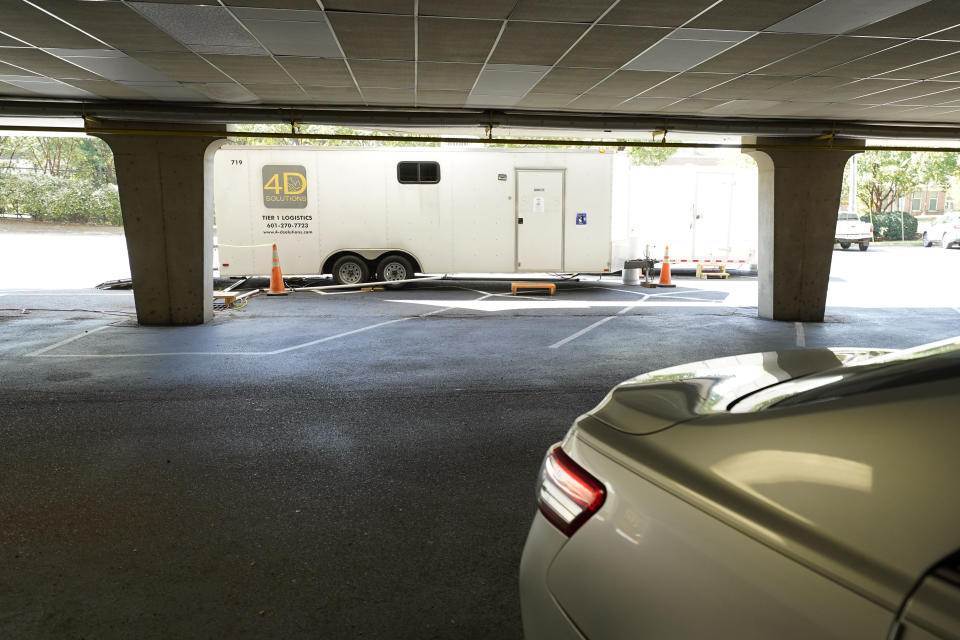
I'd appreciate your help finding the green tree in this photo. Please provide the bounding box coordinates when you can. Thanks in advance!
[625,145,677,166]
[0,135,120,225]
[0,135,115,182]
[856,150,959,214]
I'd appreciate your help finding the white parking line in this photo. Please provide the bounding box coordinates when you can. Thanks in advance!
[548,316,618,349]
[645,288,711,298]
[268,317,413,354]
[549,302,640,349]
[28,317,415,358]
[312,289,362,296]
[26,325,111,357]
[25,294,484,358]
[795,322,806,348]
[597,287,650,297]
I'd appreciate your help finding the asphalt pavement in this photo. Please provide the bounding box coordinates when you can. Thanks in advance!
[1,246,959,639]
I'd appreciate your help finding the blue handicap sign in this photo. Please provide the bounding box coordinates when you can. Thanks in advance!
[576,212,587,225]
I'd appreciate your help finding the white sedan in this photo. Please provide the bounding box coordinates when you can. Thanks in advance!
[922,213,960,249]
[520,338,960,640]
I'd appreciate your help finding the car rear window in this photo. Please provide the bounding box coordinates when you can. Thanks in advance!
[837,213,859,221]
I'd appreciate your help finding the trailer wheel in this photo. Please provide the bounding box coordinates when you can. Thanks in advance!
[839,242,850,249]
[377,255,413,287]
[332,255,369,285]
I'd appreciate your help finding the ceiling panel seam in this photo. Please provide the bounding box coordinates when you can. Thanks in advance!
[647,17,960,116]
[601,2,957,115]
[463,2,518,101]
[859,29,960,84]
[514,0,624,107]
[414,0,418,107]
[778,22,960,90]
[647,35,848,113]
[564,0,724,107]
[316,1,367,106]
[2,1,129,90]
[0,24,112,97]
[116,0,249,102]
[769,21,960,110]
[217,1,310,102]
[0,52,89,94]
[21,0,114,50]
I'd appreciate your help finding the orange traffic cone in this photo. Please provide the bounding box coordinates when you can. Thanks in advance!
[658,245,676,288]
[267,243,289,296]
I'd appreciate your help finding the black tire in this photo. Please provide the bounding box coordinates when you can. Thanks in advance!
[858,241,869,251]
[922,232,932,247]
[839,242,850,249]
[942,234,952,250]
[376,255,414,287]
[331,255,369,285]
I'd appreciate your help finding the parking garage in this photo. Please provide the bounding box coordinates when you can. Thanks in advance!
[3,1,960,639]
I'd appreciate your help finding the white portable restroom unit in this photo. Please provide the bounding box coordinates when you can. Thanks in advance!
[214,146,630,283]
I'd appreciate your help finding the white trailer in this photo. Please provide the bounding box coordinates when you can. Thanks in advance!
[214,146,629,284]
[614,163,758,271]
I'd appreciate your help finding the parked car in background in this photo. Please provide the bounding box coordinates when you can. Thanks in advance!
[520,337,960,640]
[835,212,872,251]
[922,213,960,249]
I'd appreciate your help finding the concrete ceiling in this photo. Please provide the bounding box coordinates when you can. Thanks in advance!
[4,0,960,125]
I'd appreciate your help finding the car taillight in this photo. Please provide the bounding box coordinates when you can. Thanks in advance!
[538,446,606,536]
[869,226,873,233]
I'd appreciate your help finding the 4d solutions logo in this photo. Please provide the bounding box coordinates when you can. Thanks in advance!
[262,165,307,208]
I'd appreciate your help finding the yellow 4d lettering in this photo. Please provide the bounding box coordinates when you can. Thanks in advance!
[264,173,281,194]
[262,164,307,209]
[264,172,306,194]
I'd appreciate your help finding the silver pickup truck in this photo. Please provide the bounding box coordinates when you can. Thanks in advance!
[835,212,872,251]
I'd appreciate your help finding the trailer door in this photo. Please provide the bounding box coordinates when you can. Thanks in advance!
[692,172,734,258]
[516,169,564,271]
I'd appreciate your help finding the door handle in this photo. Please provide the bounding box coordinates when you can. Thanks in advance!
[517,218,524,224]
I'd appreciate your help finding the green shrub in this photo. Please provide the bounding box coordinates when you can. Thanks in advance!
[861,212,918,241]
[0,172,122,226]
[0,173,29,217]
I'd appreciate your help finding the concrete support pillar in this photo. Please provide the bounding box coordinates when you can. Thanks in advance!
[94,122,226,325]
[745,136,864,322]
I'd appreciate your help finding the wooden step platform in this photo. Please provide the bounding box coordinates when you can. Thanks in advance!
[213,291,239,307]
[696,264,729,279]
[511,282,556,296]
